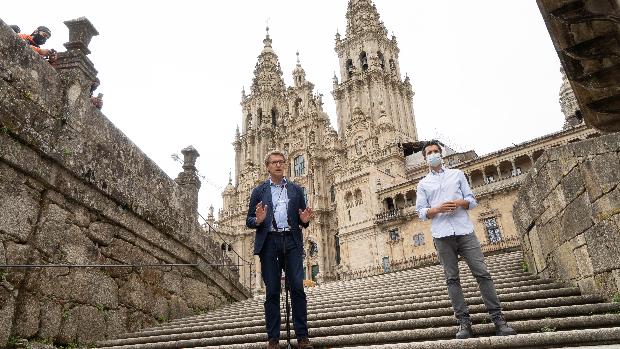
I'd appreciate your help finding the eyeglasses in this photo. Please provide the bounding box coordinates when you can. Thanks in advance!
[269,160,286,166]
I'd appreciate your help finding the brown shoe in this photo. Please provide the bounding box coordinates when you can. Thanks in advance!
[267,338,279,349]
[297,337,314,349]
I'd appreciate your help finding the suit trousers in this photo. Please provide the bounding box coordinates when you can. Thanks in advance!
[433,233,503,321]
[259,232,308,339]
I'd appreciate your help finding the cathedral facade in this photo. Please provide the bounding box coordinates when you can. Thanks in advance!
[215,0,597,292]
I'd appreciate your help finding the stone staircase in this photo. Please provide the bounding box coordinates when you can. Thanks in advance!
[94,251,620,348]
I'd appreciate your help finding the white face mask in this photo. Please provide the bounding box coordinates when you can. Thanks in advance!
[426,152,442,167]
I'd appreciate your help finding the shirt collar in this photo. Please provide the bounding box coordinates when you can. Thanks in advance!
[269,177,288,187]
[430,166,446,175]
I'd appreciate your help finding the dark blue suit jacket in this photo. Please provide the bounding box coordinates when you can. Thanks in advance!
[246,179,309,255]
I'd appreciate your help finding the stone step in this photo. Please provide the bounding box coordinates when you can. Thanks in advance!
[116,294,604,340]
[96,301,620,347]
[338,327,620,349]
[160,271,539,327]
[95,314,620,349]
[159,253,525,327]
[142,280,573,333]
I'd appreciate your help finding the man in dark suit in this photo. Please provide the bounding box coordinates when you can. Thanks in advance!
[246,150,314,349]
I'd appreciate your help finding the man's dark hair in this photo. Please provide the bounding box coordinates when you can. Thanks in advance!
[9,25,21,33]
[422,140,442,159]
[35,26,51,36]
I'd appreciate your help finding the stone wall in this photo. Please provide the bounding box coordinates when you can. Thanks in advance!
[513,132,620,300]
[0,20,249,347]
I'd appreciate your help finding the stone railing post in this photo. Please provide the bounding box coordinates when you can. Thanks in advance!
[175,146,201,224]
[53,17,99,94]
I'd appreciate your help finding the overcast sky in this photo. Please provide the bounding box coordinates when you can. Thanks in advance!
[5,1,565,219]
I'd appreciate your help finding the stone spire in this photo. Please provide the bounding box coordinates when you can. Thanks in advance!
[560,67,583,129]
[250,27,286,96]
[345,0,388,38]
[293,51,306,87]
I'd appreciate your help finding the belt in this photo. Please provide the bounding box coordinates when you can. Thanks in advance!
[269,229,290,235]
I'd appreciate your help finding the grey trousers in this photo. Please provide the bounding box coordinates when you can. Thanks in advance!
[433,233,503,321]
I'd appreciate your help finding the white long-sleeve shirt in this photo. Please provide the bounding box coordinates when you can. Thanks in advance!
[416,167,478,238]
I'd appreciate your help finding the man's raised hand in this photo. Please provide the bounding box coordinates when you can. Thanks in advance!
[255,201,267,224]
[299,207,313,224]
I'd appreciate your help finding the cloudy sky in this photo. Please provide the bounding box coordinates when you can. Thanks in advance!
[5,1,565,218]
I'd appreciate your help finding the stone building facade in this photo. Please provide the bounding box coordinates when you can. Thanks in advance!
[216,0,597,291]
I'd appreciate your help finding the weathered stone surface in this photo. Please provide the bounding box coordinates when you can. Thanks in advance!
[0,289,15,347]
[105,307,128,339]
[584,219,620,274]
[514,133,620,301]
[37,269,118,309]
[13,293,40,338]
[560,192,594,241]
[168,295,192,319]
[0,163,40,242]
[573,244,595,278]
[118,273,149,312]
[560,166,586,205]
[86,221,117,246]
[580,152,620,202]
[127,311,158,333]
[74,306,107,345]
[182,277,216,310]
[38,299,63,340]
[591,185,620,223]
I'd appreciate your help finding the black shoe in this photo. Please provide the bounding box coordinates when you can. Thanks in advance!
[493,315,517,336]
[456,318,473,339]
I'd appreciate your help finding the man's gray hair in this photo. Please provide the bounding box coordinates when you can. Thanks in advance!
[264,150,287,166]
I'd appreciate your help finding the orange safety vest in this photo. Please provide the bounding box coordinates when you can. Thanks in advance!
[18,33,43,55]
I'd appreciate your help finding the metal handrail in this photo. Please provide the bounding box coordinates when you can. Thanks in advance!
[197,212,255,292]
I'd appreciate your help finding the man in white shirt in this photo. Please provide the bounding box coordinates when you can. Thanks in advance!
[416,140,516,339]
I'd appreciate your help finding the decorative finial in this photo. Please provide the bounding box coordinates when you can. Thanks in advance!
[263,25,272,48]
[228,171,232,184]
[296,51,300,65]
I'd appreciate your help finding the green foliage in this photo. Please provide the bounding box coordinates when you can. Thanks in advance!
[0,125,9,134]
[7,336,20,347]
[0,270,7,282]
[612,293,620,303]
[156,314,168,323]
[540,325,556,332]
[23,90,33,100]
[521,260,529,273]
[58,341,80,349]
[63,148,72,156]
[95,304,108,312]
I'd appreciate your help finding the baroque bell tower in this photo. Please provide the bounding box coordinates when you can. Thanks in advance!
[332,0,418,148]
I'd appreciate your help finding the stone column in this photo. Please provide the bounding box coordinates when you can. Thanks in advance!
[53,17,99,94]
[175,146,201,224]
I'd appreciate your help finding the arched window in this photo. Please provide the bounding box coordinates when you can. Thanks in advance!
[294,98,302,118]
[335,234,341,265]
[294,154,305,176]
[271,108,277,127]
[389,59,396,72]
[346,59,354,78]
[359,51,368,71]
[383,197,395,211]
[330,185,336,202]
[484,217,502,243]
[354,188,363,205]
[246,113,252,130]
[257,108,262,125]
[377,51,385,70]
